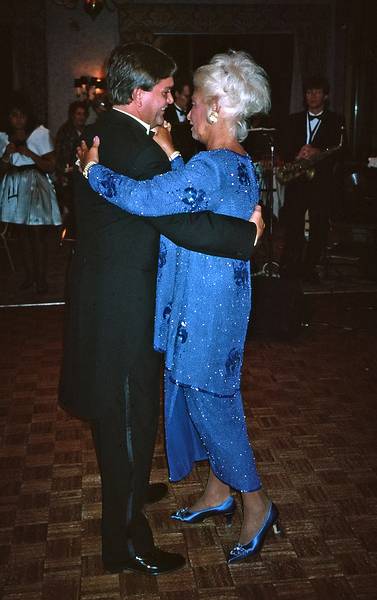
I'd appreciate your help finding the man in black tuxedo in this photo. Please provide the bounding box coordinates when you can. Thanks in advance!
[164,75,200,161]
[279,76,344,282]
[59,43,263,576]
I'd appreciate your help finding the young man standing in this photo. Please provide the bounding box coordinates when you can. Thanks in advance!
[280,76,345,282]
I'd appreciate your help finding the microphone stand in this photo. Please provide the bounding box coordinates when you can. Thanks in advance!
[249,128,279,277]
[265,134,275,276]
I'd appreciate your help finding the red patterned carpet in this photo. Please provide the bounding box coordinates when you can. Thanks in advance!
[1,292,377,599]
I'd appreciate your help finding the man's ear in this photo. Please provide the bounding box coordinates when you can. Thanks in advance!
[131,88,144,108]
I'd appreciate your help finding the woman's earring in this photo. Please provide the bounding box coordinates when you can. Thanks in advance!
[207,110,219,124]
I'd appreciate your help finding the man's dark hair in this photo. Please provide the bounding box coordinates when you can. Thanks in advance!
[68,100,89,120]
[106,42,177,105]
[303,75,330,96]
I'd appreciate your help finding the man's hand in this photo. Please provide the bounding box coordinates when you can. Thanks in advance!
[249,205,265,245]
[296,144,321,160]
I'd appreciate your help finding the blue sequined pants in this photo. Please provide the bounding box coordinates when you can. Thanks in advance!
[164,370,262,492]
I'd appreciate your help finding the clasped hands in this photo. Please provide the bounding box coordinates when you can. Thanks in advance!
[3,141,33,161]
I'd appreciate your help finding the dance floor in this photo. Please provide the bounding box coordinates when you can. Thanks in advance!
[1,291,376,599]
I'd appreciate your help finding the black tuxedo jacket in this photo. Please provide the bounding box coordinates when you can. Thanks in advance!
[164,103,201,161]
[280,109,345,206]
[281,110,344,163]
[59,109,257,419]
[164,103,181,126]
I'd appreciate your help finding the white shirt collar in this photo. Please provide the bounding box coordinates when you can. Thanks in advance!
[308,111,324,118]
[112,107,151,135]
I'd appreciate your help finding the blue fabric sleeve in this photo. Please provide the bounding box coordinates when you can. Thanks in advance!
[87,152,222,215]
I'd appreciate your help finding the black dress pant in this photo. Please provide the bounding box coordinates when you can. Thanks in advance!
[91,346,161,563]
[281,178,331,275]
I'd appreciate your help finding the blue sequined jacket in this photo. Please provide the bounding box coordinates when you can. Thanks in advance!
[88,149,259,395]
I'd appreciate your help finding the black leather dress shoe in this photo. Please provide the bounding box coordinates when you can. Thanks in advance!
[145,482,168,504]
[104,547,185,575]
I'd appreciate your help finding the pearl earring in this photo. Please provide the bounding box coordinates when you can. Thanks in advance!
[208,110,219,124]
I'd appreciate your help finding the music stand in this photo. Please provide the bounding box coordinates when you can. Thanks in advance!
[248,127,279,277]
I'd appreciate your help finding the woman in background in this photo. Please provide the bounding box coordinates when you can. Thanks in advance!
[0,93,61,293]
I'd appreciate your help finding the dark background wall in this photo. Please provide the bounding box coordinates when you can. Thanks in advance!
[158,33,294,129]
[0,0,376,158]
[0,1,47,128]
[118,1,337,116]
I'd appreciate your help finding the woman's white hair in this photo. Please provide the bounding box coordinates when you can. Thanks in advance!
[194,49,270,142]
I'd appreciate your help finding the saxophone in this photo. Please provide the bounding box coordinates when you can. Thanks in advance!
[276,127,344,185]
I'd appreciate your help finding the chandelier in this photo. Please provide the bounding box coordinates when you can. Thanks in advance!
[52,1,117,20]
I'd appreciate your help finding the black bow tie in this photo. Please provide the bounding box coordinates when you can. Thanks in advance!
[148,130,155,138]
[308,113,322,121]
[175,106,186,116]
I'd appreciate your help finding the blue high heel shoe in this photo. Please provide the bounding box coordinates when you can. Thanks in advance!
[227,502,281,564]
[171,496,236,526]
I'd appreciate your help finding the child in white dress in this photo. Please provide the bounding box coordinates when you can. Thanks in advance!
[0,94,61,293]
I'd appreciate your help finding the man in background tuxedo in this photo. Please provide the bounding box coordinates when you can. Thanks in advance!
[279,76,345,282]
[164,74,200,161]
[59,43,263,576]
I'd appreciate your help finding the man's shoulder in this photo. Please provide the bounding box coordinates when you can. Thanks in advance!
[85,110,147,141]
[56,121,69,134]
[283,112,306,135]
[83,111,167,175]
[56,120,74,138]
[288,111,306,121]
[323,109,343,124]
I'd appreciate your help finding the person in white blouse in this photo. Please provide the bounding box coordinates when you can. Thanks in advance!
[0,93,61,293]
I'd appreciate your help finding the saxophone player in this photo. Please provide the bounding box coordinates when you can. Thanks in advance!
[279,76,345,283]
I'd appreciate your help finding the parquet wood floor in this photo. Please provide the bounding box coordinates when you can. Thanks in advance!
[1,293,376,599]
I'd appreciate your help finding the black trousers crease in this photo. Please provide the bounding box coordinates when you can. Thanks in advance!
[91,349,161,563]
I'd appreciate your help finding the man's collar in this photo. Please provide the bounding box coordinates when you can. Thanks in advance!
[308,110,324,117]
[174,103,186,115]
[112,107,151,134]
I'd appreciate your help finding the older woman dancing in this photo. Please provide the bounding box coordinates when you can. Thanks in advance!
[79,50,281,564]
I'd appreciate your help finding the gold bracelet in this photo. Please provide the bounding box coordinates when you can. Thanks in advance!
[83,161,98,179]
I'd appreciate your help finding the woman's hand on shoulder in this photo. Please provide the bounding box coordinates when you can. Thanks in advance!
[152,121,176,157]
[76,136,100,172]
